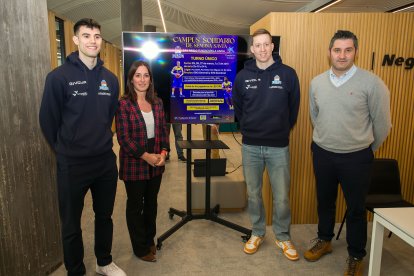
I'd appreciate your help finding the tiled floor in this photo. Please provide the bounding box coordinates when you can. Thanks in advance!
[50,125,414,275]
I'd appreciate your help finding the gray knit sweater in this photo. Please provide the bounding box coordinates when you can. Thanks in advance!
[309,67,391,153]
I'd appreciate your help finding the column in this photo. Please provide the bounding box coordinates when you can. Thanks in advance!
[121,0,143,31]
[0,0,62,275]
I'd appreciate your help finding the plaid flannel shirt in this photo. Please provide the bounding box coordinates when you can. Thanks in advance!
[116,97,170,181]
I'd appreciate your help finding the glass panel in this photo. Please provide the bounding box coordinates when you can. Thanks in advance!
[55,17,66,66]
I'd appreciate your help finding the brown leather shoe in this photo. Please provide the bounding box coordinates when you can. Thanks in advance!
[344,256,363,276]
[150,245,157,255]
[139,252,156,262]
[304,238,332,261]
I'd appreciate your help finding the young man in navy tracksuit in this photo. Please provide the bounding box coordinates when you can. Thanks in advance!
[233,28,300,261]
[39,18,126,276]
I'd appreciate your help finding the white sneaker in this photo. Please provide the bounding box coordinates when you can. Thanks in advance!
[243,235,264,254]
[275,239,299,261]
[96,262,127,276]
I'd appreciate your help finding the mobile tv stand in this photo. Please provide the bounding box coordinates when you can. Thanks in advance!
[156,124,251,250]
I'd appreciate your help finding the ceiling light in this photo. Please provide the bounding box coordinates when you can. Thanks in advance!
[387,2,414,13]
[157,0,167,33]
[312,0,343,13]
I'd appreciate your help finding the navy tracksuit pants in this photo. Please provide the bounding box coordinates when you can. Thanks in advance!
[56,152,118,276]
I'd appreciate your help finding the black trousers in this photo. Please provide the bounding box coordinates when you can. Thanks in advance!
[56,152,118,276]
[124,175,162,257]
[311,142,373,259]
[124,138,163,257]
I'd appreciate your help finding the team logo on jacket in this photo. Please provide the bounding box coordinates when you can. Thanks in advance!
[99,80,109,91]
[271,75,282,85]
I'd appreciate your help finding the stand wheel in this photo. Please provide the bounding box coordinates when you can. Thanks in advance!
[212,204,220,216]
[242,234,251,243]
[168,211,174,219]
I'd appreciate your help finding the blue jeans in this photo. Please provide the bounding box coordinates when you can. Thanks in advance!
[242,144,291,241]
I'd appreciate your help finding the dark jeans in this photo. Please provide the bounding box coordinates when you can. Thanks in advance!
[56,152,118,276]
[124,175,162,257]
[311,142,373,259]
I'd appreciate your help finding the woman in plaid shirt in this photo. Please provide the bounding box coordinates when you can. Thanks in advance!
[116,60,169,262]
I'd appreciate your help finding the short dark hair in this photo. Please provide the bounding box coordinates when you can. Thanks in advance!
[124,60,157,105]
[251,28,272,45]
[329,30,358,50]
[73,18,101,35]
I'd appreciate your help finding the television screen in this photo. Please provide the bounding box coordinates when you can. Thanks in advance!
[123,32,280,124]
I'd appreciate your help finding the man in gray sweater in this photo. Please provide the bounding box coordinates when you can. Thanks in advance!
[304,30,391,276]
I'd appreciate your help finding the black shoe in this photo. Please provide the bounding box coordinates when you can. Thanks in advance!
[178,156,187,162]
[166,153,170,161]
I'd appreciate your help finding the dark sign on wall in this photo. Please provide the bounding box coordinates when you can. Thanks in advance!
[382,54,414,70]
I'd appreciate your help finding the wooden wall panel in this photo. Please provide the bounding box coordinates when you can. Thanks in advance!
[63,20,77,55]
[252,13,414,224]
[101,41,122,82]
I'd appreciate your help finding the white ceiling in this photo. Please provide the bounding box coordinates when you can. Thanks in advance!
[47,0,414,48]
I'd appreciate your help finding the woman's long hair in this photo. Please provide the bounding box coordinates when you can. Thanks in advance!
[123,60,157,105]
